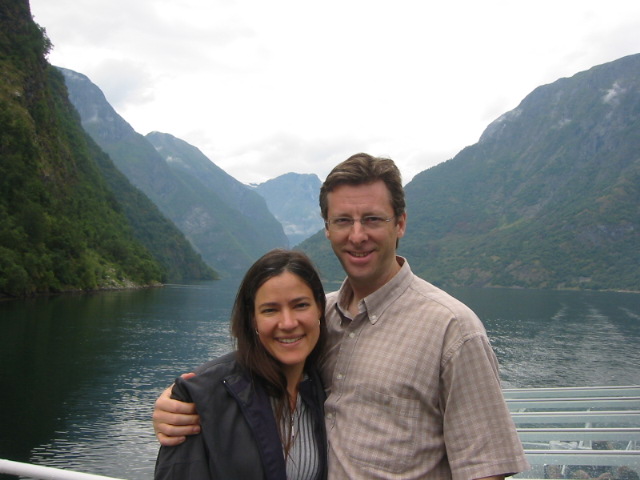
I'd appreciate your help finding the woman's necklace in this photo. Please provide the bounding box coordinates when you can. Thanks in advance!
[289,394,301,444]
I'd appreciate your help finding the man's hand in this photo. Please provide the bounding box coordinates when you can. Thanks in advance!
[153,373,201,446]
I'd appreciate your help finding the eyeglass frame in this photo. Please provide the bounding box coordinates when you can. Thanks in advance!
[324,215,396,231]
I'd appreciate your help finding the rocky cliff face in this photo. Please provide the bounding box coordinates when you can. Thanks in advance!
[145,131,285,247]
[254,172,324,246]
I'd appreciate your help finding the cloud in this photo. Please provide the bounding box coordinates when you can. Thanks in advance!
[88,59,156,109]
[30,0,640,186]
[191,131,374,185]
[602,82,624,105]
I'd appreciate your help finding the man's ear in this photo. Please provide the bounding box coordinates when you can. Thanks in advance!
[396,212,407,238]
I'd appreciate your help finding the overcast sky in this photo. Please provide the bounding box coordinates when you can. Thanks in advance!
[30,0,640,185]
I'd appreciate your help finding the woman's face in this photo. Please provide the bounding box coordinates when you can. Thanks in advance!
[254,271,321,380]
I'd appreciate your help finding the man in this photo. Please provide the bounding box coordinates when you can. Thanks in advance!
[153,153,530,479]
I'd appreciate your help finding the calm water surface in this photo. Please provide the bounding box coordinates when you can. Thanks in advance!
[1,280,638,479]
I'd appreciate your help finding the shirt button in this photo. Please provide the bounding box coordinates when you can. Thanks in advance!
[336,373,344,380]
[348,332,355,338]
[370,315,377,321]
[326,413,333,420]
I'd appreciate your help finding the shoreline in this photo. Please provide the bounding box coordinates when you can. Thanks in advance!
[0,282,165,302]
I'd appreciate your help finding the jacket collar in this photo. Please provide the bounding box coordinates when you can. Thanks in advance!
[224,374,287,480]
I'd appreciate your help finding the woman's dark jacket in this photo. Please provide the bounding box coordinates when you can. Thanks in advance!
[154,352,327,480]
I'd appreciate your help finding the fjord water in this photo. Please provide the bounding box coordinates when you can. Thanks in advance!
[1,280,638,479]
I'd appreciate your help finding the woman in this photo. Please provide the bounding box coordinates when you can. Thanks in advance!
[155,249,327,480]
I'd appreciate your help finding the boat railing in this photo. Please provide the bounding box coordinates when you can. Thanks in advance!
[0,458,124,480]
[507,397,640,412]
[508,386,640,479]
[504,386,640,399]
[512,411,640,426]
[518,427,640,443]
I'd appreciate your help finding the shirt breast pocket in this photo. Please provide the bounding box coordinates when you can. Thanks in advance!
[346,385,422,473]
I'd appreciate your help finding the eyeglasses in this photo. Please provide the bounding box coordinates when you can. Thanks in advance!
[325,216,395,231]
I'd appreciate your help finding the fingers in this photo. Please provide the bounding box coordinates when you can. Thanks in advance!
[155,385,197,415]
[155,421,201,446]
[153,408,200,429]
[153,407,201,445]
[156,432,186,447]
[153,382,201,445]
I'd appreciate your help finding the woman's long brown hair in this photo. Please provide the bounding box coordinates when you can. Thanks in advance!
[230,249,327,456]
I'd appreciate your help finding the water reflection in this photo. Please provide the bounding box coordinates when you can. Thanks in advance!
[450,287,640,388]
[1,280,239,479]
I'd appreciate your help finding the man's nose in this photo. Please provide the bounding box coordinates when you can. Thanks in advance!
[348,220,368,243]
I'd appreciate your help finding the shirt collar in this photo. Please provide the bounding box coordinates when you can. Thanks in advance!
[335,256,412,325]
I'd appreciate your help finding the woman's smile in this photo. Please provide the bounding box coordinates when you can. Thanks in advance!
[254,271,321,379]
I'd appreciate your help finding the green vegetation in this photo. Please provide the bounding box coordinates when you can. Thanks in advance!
[401,54,640,292]
[87,137,216,282]
[301,54,640,292]
[0,0,214,297]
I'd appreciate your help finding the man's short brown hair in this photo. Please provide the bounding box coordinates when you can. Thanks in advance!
[319,153,405,221]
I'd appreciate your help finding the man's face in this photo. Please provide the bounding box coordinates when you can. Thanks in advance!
[325,181,406,298]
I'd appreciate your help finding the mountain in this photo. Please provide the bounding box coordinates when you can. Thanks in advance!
[144,131,287,255]
[89,141,216,283]
[0,0,212,297]
[402,53,639,291]
[253,173,324,246]
[300,54,640,291]
[60,68,289,275]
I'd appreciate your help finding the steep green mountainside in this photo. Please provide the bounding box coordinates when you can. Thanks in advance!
[300,54,640,291]
[88,140,216,283]
[403,54,640,291]
[61,68,288,275]
[298,228,343,282]
[253,172,324,246]
[0,0,198,296]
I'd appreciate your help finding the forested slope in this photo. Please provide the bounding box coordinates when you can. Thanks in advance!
[403,54,640,291]
[0,0,214,297]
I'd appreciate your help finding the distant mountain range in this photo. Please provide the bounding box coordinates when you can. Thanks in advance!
[301,54,640,291]
[60,66,330,270]
[2,0,637,296]
[253,173,323,246]
[60,68,289,276]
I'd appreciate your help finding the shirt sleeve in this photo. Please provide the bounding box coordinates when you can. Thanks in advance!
[440,332,530,480]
